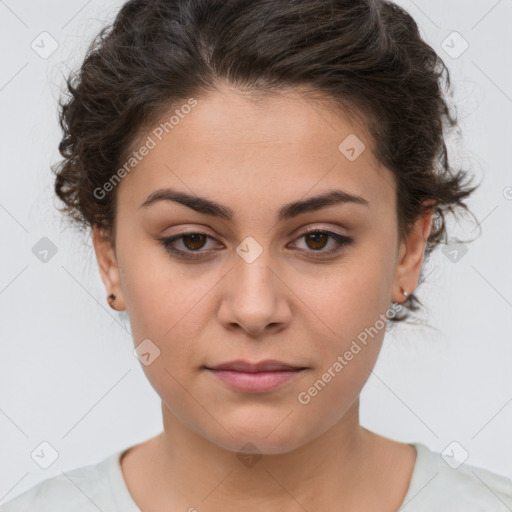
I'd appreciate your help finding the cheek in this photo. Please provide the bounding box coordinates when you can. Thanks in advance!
[352,230,398,310]
[116,248,227,414]
[295,291,388,427]
[117,231,215,340]
[298,234,397,395]
[308,243,396,344]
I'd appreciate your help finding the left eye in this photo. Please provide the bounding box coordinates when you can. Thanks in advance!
[293,230,352,253]
[158,230,353,259]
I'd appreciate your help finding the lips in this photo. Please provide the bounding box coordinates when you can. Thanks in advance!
[205,359,306,372]
[204,359,307,393]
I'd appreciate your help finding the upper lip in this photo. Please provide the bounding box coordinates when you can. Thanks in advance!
[205,359,306,372]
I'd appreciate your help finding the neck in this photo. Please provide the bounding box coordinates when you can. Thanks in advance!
[149,398,379,511]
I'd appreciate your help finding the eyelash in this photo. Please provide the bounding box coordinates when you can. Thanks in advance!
[157,229,353,260]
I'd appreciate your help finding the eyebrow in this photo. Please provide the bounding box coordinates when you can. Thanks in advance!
[139,187,369,221]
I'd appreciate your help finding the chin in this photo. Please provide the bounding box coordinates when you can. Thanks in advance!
[202,410,312,456]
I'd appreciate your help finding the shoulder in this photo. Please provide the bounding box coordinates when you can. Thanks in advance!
[402,442,512,511]
[0,450,126,512]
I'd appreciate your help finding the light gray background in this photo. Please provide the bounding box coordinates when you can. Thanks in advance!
[1,0,511,504]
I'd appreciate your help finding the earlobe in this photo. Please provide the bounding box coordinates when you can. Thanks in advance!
[92,224,126,311]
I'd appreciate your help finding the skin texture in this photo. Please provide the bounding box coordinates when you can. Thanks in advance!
[92,85,433,511]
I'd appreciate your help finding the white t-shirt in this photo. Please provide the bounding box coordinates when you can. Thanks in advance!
[1,442,511,511]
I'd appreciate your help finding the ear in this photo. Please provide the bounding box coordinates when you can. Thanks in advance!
[92,224,126,311]
[392,201,435,303]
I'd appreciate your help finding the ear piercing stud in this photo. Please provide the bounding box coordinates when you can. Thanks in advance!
[399,287,410,300]
[107,293,117,310]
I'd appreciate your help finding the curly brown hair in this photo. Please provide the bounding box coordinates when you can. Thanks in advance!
[52,0,479,324]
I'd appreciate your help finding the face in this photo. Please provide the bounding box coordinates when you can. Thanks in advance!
[93,86,432,454]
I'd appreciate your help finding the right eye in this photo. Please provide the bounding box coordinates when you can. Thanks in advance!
[158,231,221,259]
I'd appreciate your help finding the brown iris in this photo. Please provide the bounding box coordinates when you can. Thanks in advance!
[304,232,328,250]
[182,233,208,250]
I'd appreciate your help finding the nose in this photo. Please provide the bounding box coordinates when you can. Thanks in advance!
[217,251,292,337]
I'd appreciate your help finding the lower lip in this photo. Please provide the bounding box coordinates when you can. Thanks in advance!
[205,369,305,393]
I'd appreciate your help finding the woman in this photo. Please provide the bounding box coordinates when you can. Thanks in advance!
[2,0,511,510]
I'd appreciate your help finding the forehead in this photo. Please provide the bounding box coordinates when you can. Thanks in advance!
[160,85,371,153]
[116,86,396,218]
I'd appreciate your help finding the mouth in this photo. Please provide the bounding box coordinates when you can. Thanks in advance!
[203,359,308,393]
